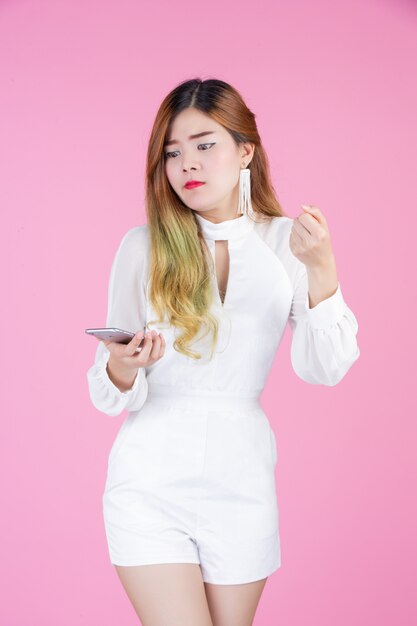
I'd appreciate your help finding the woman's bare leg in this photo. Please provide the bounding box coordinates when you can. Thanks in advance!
[204,577,268,626]
[114,563,214,626]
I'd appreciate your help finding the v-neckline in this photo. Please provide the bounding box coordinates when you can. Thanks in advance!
[194,212,254,310]
[216,273,228,308]
[214,240,229,308]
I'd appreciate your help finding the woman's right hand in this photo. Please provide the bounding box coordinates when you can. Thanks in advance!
[102,330,166,374]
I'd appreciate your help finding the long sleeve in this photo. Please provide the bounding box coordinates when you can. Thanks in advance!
[288,266,360,386]
[86,226,150,416]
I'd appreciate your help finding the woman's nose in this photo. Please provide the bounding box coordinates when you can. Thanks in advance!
[182,160,200,171]
[181,155,201,172]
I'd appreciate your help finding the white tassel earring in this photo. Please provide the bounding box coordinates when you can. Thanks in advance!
[238,163,253,216]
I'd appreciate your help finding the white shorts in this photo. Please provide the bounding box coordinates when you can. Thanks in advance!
[102,385,281,585]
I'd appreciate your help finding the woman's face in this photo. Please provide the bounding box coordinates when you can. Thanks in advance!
[164,107,253,219]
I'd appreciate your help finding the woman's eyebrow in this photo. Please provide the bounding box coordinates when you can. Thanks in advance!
[164,131,216,147]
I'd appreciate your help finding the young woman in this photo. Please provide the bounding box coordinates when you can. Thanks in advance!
[87,77,360,626]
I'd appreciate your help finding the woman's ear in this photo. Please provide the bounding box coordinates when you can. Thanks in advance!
[240,142,255,165]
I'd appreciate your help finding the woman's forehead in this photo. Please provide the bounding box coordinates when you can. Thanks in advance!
[167,109,224,138]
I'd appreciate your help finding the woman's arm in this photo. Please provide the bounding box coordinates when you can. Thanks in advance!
[86,226,150,416]
[289,267,360,386]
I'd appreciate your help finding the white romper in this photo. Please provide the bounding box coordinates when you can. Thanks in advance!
[87,212,360,585]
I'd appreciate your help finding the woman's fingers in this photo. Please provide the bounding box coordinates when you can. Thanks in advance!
[136,331,166,365]
[134,331,153,362]
[158,333,166,359]
[147,331,163,362]
[126,331,146,356]
[104,329,166,367]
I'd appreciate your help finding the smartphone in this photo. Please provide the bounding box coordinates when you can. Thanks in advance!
[85,327,145,346]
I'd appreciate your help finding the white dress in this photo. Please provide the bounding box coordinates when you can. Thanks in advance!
[87,212,360,584]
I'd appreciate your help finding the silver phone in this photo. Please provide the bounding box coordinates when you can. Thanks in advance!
[85,327,145,346]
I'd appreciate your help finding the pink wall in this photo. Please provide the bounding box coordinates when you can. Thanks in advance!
[1,0,416,623]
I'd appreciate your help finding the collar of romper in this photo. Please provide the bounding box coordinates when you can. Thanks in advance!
[194,212,253,241]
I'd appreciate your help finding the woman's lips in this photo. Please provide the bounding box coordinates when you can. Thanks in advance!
[184,181,205,189]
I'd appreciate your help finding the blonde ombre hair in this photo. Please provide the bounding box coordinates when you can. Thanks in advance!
[145,78,287,360]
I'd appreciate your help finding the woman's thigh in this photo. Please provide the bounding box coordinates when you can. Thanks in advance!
[114,563,214,626]
[204,577,268,626]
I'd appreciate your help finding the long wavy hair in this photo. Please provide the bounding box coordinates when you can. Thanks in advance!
[145,77,287,360]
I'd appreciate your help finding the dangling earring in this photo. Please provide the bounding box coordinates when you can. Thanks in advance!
[238,163,253,216]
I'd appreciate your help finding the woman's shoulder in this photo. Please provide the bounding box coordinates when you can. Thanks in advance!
[115,223,150,261]
[118,223,149,245]
[251,213,294,244]
[252,213,304,280]
[120,222,149,239]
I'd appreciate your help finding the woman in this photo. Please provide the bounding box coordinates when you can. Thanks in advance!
[87,77,360,625]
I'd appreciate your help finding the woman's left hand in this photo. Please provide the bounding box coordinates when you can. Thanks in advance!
[289,204,336,269]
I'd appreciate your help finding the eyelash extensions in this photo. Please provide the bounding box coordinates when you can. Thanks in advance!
[164,143,215,159]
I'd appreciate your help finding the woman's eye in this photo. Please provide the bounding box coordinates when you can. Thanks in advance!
[164,143,215,159]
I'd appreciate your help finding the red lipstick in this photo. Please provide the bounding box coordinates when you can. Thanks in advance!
[185,181,205,189]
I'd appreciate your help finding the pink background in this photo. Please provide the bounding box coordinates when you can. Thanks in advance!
[1,0,416,623]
